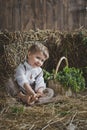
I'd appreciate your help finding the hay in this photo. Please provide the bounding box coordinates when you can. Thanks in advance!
[0,28,87,85]
[0,28,87,130]
[0,29,61,72]
[0,89,87,130]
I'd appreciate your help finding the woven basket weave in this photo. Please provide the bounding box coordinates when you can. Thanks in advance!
[48,56,72,96]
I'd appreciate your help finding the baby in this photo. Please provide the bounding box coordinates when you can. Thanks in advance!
[14,42,49,105]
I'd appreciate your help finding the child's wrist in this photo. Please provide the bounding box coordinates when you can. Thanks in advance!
[31,90,36,96]
[37,87,44,93]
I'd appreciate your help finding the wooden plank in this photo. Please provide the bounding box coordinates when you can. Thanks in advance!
[0,0,87,31]
[53,0,58,30]
[46,0,53,29]
[22,0,34,30]
[35,0,41,29]
[43,0,47,29]
[0,0,6,30]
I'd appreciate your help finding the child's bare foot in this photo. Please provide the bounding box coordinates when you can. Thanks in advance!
[17,92,34,105]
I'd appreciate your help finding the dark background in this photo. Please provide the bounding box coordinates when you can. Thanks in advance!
[0,0,87,31]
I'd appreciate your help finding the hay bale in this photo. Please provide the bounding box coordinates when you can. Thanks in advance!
[0,29,87,86]
[2,29,61,73]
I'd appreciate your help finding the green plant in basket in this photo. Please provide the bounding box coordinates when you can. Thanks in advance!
[43,56,86,94]
[43,69,53,82]
[55,66,85,92]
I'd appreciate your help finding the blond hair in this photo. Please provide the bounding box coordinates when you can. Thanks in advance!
[28,42,49,59]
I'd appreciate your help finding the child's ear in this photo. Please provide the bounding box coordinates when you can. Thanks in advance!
[28,51,31,58]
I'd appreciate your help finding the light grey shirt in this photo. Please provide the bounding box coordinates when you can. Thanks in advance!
[14,61,46,92]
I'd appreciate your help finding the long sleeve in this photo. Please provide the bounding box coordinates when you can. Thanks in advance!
[14,61,46,91]
[35,70,46,92]
[14,64,29,88]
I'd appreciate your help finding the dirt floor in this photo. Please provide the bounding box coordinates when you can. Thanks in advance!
[0,86,87,130]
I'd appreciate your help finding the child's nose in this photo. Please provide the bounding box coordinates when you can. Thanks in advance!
[37,60,43,66]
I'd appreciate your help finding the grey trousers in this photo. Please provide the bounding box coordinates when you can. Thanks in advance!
[5,77,20,97]
[5,78,54,103]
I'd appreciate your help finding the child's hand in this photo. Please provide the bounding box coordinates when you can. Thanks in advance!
[30,93,38,102]
[37,87,44,97]
[37,92,43,98]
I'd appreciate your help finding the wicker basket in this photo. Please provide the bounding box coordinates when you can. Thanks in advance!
[48,56,72,96]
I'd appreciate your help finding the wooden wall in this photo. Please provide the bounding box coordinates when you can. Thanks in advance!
[0,0,87,31]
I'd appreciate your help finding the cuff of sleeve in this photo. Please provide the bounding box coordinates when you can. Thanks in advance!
[35,83,46,92]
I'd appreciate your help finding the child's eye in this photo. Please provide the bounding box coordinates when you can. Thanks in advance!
[41,59,44,62]
[36,57,44,62]
[36,56,40,60]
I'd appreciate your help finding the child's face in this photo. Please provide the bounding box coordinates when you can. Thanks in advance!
[28,51,46,68]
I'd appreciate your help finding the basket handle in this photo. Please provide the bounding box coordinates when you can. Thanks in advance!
[54,56,69,78]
